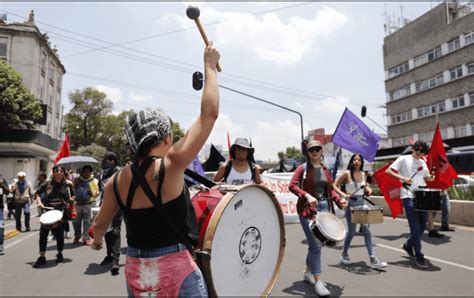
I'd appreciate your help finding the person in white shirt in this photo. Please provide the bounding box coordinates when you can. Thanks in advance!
[385,140,435,269]
[213,138,262,185]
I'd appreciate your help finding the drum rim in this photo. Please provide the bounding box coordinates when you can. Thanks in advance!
[201,184,285,297]
[414,188,442,192]
[39,210,63,225]
[350,206,383,211]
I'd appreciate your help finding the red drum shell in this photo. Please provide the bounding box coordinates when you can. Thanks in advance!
[192,188,223,249]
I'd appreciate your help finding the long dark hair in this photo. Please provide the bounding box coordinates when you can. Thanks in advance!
[347,153,364,183]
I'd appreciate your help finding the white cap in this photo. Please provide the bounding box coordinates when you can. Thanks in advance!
[17,171,26,177]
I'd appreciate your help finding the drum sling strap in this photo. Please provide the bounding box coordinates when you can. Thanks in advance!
[125,157,210,284]
[351,173,376,206]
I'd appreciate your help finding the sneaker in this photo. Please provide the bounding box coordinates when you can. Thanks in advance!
[303,271,315,285]
[370,255,387,269]
[56,253,64,263]
[401,243,415,258]
[64,232,71,239]
[83,239,92,246]
[440,226,455,232]
[314,280,330,296]
[33,256,46,268]
[428,230,445,238]
[111,263,120,276]
[73,238,80,244]
[0,246,4,256]
[415,255,429,269]
[340,252,352,265]
[100,255,114,266]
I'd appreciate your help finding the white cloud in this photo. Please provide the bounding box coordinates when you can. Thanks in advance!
[95,85,122,103]
[129,92,153,102]
[314,96,350,115]
[161,5,348,65]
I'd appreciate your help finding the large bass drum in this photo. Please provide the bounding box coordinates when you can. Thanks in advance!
[191,184,285,297]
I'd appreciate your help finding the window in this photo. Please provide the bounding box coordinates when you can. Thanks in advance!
[415,73,444,92]
[417,101,445,118]
[452,95,465,109]
[57,73,62,91]
[0,37,7,61]
[454,125,467,138]
[41,52,46,75]
[448,37,460,52]
[450,65,463,80]
[391,85,411,100]
[391,111,412,124]
[441,128,448,139]
[467,63,474,74]
[388,61,409,78]
[414,47,441,67]
[48,63,55,84]
[469,92,474,105]
[419,131,433,143]
[465,32,474,45]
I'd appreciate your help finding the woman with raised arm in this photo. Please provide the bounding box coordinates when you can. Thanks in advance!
[92,44,220,297]
[333,153,387,269]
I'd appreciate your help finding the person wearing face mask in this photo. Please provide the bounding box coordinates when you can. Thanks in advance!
[289,139,347,296]
[213,138,262,185]
[11,172,34,232]
[98,151,122,275]
[385,140,435,269]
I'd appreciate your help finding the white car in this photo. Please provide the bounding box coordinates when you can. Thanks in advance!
[453,175,474,191]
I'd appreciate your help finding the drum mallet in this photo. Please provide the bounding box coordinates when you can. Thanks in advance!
[186,5,222,72]
[402,166,422,189]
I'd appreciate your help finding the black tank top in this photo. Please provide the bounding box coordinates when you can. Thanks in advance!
[112,157,198,249]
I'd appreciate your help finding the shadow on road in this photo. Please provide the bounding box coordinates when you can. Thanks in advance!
[388,257,441,272]
[374,233,410,241]
[26,257,73,269]
[328,261,385,276]
[422,234,452,245]
[84,263,113,275]
[281,280,344,297]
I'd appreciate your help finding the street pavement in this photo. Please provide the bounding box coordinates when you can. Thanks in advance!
[1,208,473,296]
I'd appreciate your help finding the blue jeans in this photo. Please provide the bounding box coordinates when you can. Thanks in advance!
[299,200,329,275]
[126,244,208,297]
[403,197,427,257]
[0,209,4,246]
[342,197,374,256]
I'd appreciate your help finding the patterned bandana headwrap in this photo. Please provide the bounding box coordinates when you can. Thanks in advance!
[125,108,171,155]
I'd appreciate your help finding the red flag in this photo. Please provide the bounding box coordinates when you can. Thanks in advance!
[227,131,232,161]
[54,132,70,164]
[425,123,458,189]
[374,163,404,219]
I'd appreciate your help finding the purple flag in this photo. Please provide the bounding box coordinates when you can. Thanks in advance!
[331,108,380,162]
[186,156,205,183]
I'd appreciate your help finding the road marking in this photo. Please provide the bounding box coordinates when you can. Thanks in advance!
[4,231,38,249]
[376,243,474,271]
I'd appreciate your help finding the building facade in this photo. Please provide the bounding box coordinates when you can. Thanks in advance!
[382,3,474,152]
[0,10,66,183]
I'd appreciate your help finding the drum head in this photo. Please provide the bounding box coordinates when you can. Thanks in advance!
[315,212,346,242]
[202,185,284,296]
[40,210,63,225]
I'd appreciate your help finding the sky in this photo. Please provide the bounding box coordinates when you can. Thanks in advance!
[0,2,440,161]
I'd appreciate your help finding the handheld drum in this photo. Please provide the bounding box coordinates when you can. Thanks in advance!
[310,212,346,247]
[39,210,64,229]
[192,184,285,296]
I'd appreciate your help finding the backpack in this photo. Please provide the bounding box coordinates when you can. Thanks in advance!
[75,179,91,203]
[223,160,256,183]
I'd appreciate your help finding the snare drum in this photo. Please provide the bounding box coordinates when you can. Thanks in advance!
[310,212,346,247]
[351,206,384,224]
[39,210,64,229]
[414,188,442,211]
[192,184,285,297]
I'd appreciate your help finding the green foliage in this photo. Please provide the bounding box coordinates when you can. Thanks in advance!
[447,186,474,201]
[0,61,42,129]
[277,146,303,160]
[171,121,185,144]
[77,143,107,170]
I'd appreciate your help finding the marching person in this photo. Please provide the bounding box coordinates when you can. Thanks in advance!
[12,172,34,232]
[33,166,75,267]
[73,165,99,245]
[385,140,435,269]
[92,43,219,296]
[333,153,387,269]
[289,139,347,296]
[36,172,48,217]
[0,177,9,255]
[98,151,122,275]
[213,138,262,185]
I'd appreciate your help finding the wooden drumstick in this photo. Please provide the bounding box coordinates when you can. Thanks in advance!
[186,5,222,72]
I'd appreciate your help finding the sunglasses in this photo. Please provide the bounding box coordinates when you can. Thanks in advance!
[413,147,425,153]
[308,147,322,153]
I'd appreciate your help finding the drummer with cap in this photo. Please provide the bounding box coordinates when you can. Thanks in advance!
[33,165,75,268]
[213,138,262,185]
[289,139,347,296]
[385,140,435,269]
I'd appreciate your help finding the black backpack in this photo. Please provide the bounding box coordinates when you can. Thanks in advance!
[223,160,256,183]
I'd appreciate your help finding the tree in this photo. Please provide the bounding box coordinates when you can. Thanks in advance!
[77,143,107,170]
[171,121,185,143]
[277,146,303,160]
[0,61,42,129]
[66,87,112,145]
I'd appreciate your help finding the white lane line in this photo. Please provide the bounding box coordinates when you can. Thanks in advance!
[376,243,474,271]
[4,231,38,249]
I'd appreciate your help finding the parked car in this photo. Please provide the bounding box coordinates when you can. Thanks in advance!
[453,175,474,191]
